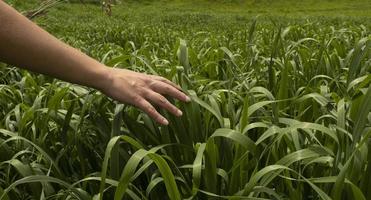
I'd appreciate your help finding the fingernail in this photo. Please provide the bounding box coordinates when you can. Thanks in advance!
[177,110,183,116]
[162,118,169,125]
[185,96,191,102]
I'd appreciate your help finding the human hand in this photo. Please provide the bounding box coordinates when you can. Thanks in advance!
[0,1,190,126]
[100,68,190,125]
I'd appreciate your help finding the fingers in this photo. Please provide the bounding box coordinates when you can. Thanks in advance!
[105,69,189,125]
[151,75,182,91]
[144,89,183,117]
[134,96,169,125]
[150,81,190,102]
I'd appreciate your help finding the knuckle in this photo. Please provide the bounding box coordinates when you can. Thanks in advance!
[159,77,167,82]
[146,79,154,87]
[132,95,142,103]
[152,75,163,80]
[129,80,138,87]
[164,85,171,91]
[143,77,153,84]
[140,88,149,96]
[146,105,155,113]
[131,82,143,91]
[158,97,168,105]
[149,80,159,88]
[131,79,146,89]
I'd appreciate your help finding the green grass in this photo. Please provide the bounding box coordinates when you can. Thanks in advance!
[7,0,371,18]
[138,0,371,17]
[0,0,371,199]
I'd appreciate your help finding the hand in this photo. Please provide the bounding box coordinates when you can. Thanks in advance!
[100,68,190,125]
[0,2,189,126]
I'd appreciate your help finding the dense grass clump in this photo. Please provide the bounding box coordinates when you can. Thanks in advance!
[0,1,370,199]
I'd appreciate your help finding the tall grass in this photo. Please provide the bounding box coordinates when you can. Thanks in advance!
[0,3,370,200]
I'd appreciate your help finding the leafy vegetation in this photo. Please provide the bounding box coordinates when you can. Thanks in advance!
[0,0,370,199]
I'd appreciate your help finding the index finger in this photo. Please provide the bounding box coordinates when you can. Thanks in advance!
[150,81,190,102]
[151,75,183,91]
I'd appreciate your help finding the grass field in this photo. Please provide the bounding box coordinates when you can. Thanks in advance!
[0,0,371,199]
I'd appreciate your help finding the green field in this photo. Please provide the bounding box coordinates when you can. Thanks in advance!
[1,0,371,199]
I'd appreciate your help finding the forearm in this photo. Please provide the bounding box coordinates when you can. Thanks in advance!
[0,1,108,90]
[0,1,190,125]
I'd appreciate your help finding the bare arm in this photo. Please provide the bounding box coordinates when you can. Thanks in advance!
[0,1,190,125]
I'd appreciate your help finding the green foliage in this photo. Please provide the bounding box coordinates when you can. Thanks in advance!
[0,1,371,199]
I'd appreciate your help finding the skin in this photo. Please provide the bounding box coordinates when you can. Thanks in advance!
[0,1,190,125]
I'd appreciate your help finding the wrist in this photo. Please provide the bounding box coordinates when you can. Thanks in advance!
[91,64,113,93]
